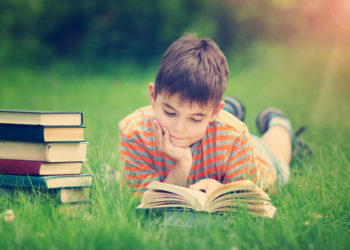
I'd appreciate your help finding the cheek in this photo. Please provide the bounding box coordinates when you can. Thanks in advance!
[153,110,169,127]
[191,123,209,137]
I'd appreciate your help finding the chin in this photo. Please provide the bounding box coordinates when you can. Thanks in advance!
[170,139,191,148]
[171,142,190,148]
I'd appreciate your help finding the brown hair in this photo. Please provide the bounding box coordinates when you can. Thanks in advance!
[155,34,229,108]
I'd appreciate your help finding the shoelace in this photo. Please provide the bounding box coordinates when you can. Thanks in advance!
[292,126,312,159]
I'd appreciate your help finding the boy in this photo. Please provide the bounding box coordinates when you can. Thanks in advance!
[119,34,296,194]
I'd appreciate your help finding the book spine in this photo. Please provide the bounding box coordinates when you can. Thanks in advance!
[0,175,48,189]
[0,124,45,142]
[0,159,42,175]
[0,141,87,162]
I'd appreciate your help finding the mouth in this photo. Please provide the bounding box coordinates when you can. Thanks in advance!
[170,135,183,141]
[169,137,189,147]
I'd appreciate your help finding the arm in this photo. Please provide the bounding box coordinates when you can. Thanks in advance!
[190,125,261,195]
[151,119,192,186]
[119,118,192,192]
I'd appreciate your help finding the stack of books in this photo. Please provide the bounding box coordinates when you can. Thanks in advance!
[0,110,92,212]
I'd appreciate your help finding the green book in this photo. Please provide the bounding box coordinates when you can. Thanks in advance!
[0,174,93,189]
[0,186,91,204]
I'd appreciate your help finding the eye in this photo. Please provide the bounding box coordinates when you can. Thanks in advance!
[191,117,202,123]
[163,110,176,117]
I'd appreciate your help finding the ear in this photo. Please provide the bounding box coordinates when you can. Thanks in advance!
[149,83,156,107]
[210,101,225,122]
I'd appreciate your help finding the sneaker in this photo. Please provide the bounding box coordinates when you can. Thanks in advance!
[256,107,312,159]
[256,107,289,135]
[223,96,246,121]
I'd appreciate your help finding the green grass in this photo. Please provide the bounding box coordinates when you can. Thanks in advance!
[0,41,349,249]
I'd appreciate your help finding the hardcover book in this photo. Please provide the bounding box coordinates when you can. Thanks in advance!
[0,186,91,204]
[0,174,93,189]
[0,124,85,142]
[56,187,91,203]
[0,159,82,175]
[0,110,83,126]
[137,180,277,218]
[0,140,88,162]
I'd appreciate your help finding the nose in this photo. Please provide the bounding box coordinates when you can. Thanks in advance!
[172,118,186,134]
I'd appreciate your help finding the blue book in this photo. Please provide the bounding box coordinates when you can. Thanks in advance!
[0,124,85,142]
[0,174,93,189]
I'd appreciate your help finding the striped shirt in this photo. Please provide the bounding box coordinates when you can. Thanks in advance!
[119,106,277,192]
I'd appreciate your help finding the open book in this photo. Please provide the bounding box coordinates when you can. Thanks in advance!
[137,180,277,218]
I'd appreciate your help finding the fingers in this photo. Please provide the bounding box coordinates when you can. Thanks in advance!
[162,126,170,145]
[189,179,207,191]
[151,119,163,145]
[151,119,171,153]
[205,185,217,197]
[189,178,223,197]
[150,117,192,162]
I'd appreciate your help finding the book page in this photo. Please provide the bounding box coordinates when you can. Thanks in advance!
[141,191,187,205]
[204,180,270,210]
[147,181,207,209]
[211,204,277,218]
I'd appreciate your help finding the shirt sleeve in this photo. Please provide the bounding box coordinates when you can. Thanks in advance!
[119,131,160,192]
[222,125,260,186]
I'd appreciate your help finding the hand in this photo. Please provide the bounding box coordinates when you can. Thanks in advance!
[189,178,224,197]
[151,118,192,164]
[151,118,192,186]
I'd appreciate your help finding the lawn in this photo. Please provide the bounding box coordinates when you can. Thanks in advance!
[0,41,349,250]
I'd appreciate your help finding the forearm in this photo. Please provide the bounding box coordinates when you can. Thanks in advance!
[164,159,192,186]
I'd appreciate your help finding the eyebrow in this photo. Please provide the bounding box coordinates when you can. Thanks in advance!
[162,102,207,117]
[162,102,177,111]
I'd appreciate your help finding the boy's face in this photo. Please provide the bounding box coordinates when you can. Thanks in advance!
[149,83,224,147]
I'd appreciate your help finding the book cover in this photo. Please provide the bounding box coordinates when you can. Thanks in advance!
[0,110,83,126]
[0,124,85,142]
[0,140,88,162]
[0,159,82,175]
[56,187,91,203]
[0,174,93,189]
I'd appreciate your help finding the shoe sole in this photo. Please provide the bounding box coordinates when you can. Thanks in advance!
[223,96,246,121]
[256,107,286,134]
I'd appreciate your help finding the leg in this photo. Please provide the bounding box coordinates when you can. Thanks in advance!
[256,107,294,186]
[261,126,292,164]
[256,107,293,165]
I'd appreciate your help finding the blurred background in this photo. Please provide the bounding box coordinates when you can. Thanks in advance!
[0,2,349,248]
[0,0,349,68]
[0,0,349,165]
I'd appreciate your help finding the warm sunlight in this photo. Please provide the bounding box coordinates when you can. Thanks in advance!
[329,0,350,31]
